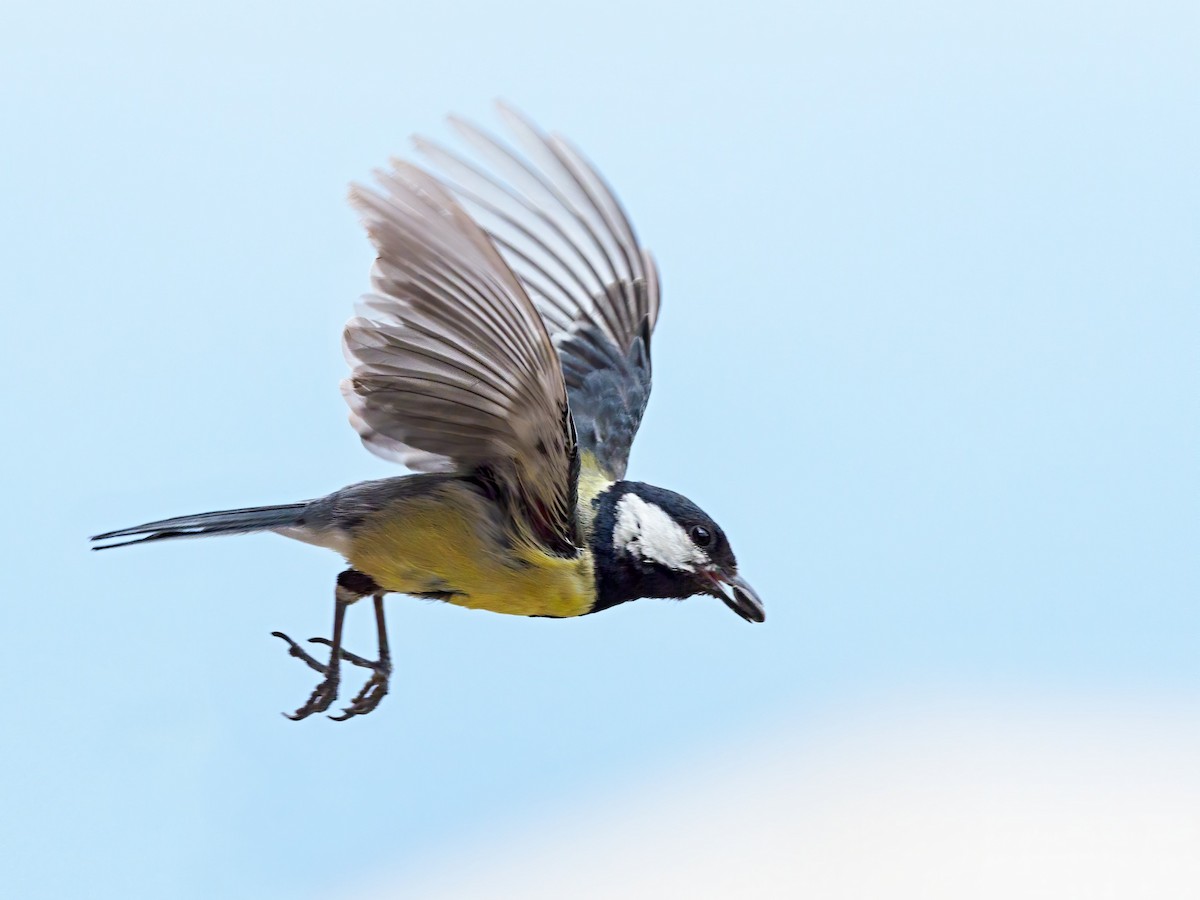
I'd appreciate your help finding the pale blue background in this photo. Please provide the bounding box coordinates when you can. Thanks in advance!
[2,0,1196,897]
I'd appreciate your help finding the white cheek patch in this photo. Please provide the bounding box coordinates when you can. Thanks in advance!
[613,493,709,572]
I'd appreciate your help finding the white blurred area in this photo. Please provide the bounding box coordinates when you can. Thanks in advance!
[348,696,1200,899]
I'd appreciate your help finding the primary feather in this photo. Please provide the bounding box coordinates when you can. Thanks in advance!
[415,102,660,480]
[344,163,579,554]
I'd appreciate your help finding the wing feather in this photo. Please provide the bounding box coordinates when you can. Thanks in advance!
[344,163,578,553]
[415,104,661,480]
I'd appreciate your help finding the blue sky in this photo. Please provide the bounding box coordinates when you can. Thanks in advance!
[2,1,1196,897]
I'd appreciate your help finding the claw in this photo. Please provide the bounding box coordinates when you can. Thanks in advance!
[283,673,340,720]
[272,631,327,674]
[330,672,390,721]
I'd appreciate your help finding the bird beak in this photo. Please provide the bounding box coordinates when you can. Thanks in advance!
[706,568,765,623]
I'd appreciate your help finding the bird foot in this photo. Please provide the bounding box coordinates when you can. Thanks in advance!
[272,631,391,721]
[272,630,341,719]
[285,673,340,721]
[309,637,392,720]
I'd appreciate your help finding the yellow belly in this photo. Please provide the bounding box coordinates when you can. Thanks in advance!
[346,482,595,618]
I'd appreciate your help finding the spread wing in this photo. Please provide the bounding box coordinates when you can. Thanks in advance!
[414,103,660,482]
[345,162,579,555]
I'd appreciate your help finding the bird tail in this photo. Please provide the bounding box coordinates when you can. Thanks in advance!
[90,502,308,550]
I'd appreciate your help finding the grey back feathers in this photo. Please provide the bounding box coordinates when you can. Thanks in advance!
[414,103,659,481]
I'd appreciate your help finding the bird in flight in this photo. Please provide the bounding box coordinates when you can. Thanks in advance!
[92,104,764,720]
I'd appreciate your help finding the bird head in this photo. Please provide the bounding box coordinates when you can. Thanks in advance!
[591,482,764,622]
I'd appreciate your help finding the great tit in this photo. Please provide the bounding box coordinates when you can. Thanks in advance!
[92,104,764,720]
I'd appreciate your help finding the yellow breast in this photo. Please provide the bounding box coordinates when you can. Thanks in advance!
[346,481,596,618]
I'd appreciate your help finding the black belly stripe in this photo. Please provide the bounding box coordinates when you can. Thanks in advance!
[413,590,466,602]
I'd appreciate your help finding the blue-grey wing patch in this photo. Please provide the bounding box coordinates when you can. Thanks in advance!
[414,103,661,481]
[558,317,652,481]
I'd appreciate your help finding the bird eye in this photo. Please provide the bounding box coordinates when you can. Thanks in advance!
[689,525,713,547]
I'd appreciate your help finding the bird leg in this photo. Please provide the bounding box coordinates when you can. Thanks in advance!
[272,569,378,720]
[315,593,392,721]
